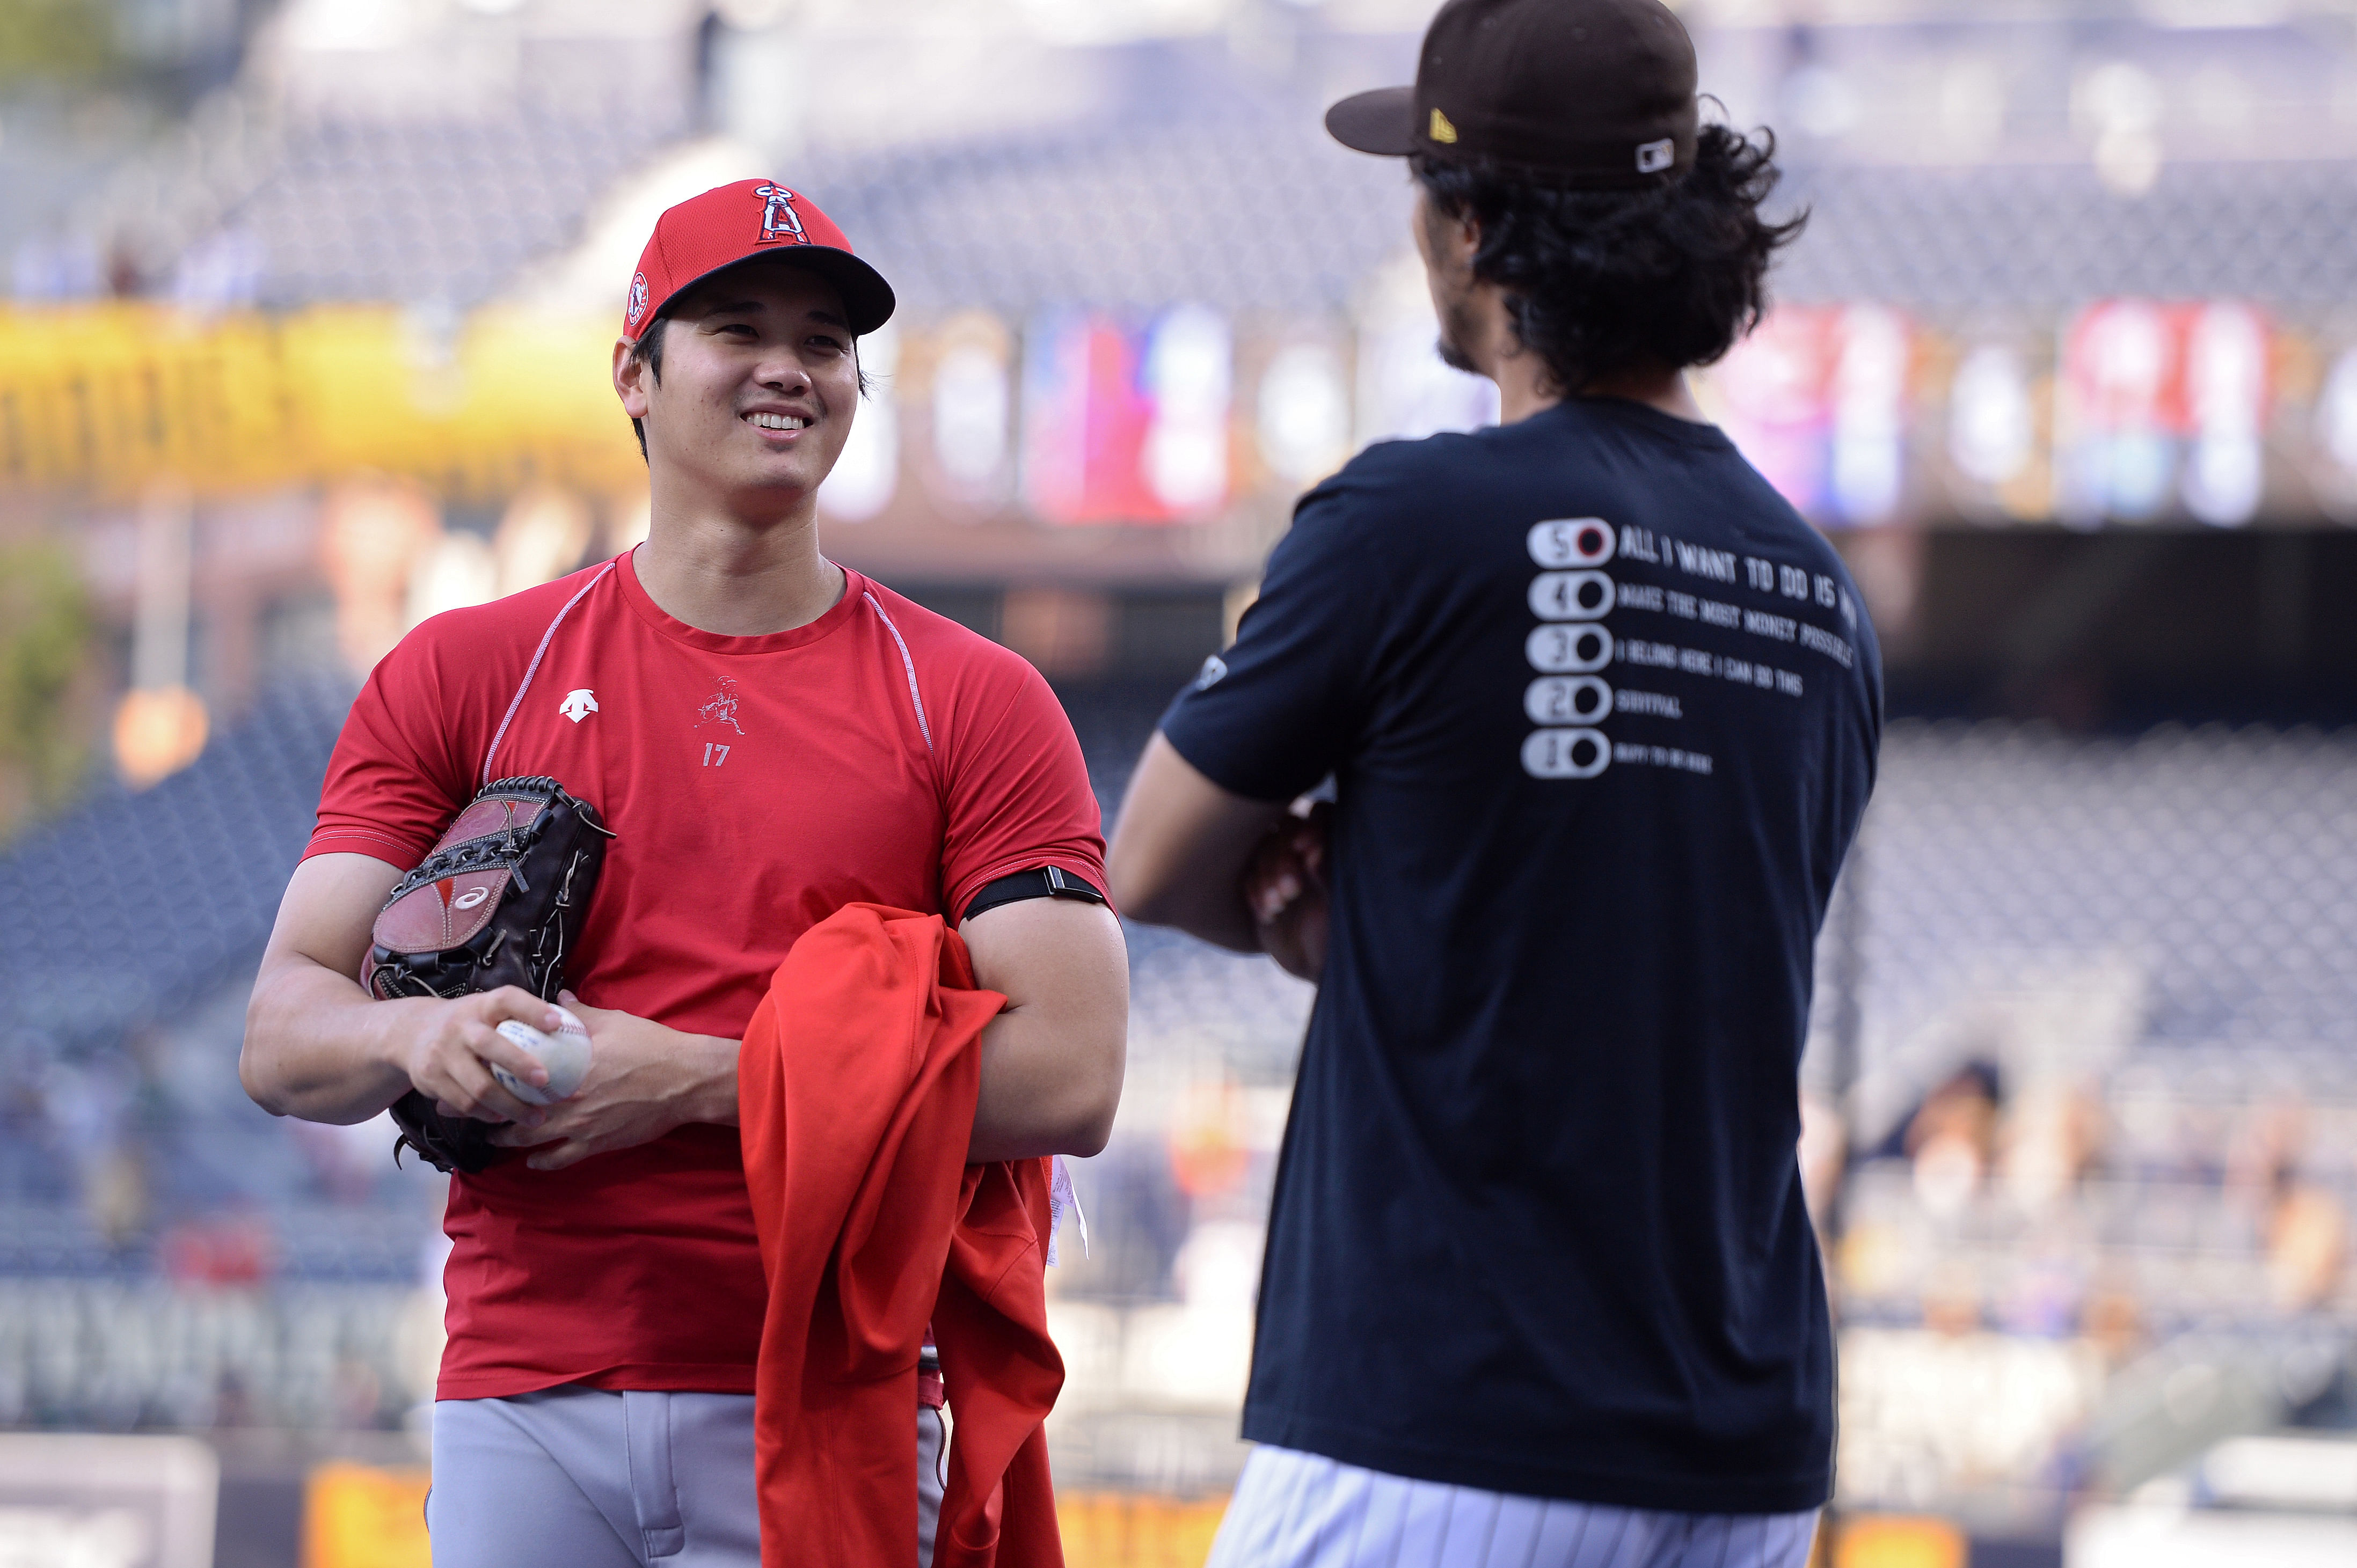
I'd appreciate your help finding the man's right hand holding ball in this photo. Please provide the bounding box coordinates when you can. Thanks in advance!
[390,986,568,1128]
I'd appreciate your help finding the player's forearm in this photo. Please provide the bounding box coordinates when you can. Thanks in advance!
[1108,817,1263,950]
[639,1023,742,1128]
[968,1001,1125,1162]
[240,955,425,1124]
[1121,875,1263,953]
[1107,733,1284,951]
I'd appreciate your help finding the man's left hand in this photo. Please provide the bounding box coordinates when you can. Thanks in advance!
[488,991,740,1171]
[1245,803,1330,984]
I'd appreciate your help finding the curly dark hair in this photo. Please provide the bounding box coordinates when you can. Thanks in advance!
[1412,123,1804,397]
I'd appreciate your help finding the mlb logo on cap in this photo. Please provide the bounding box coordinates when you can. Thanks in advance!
[1325,0,1700,189]
[623,179,896,341]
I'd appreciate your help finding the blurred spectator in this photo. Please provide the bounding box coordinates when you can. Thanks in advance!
[1052,1138,1190,1302]
[332,1356,385,1431]
[1921,1258,1985,1337]
[288,1114,396,1204]
[159,1212,275,1287]
[1906,1061,2003,1219]
[1167,1078,1250,1209]
[1997,1244,2085,1339]
[2079,1277,2148,1368]
[2265,1163,2348,1315]
[2225,1101,2351,1311]
[47,1050,147,1245]
[1998,1082,2104,1213]
[0,1035,72,1202]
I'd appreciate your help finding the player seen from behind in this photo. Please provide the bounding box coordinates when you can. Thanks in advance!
[1108,2,1881,1565]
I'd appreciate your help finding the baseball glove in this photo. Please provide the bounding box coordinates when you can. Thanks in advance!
[363,775,614,1174]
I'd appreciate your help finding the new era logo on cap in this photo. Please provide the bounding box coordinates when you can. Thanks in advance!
[1324,0,1699,190]
[622,179,896,341]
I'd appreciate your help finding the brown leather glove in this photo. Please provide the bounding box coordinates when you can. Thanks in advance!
[362,776,613,1173]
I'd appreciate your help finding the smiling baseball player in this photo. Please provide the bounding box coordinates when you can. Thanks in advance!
[243,181,1129,1567]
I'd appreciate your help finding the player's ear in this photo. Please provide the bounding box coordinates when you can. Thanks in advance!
[1440,203,1481,262]
[614,339,651,419]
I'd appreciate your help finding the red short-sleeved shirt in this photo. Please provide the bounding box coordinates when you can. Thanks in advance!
[304,551,1107,1400]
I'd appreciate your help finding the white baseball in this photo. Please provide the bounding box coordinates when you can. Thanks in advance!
[492,1007,593,1105]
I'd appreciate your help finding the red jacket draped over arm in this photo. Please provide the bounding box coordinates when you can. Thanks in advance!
[739,903,1066,1568]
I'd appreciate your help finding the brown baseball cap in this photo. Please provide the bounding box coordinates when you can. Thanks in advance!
[1326,0,1699,189]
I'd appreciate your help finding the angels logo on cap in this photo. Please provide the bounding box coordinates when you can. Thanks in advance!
[753,185,809,246]
[621,179,896,341]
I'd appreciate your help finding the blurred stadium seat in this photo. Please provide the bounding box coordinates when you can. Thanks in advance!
[1773,162,2357,311]
[0,671,354,1056]
[83,81,2357,323]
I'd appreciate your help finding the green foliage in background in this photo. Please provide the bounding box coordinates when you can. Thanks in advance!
[0,0,123,87]
[0,543,95,834]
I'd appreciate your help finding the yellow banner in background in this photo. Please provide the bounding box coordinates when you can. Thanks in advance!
[303,1462,430,1568]
[1059,1492,1230,1568]
[0,305,643,503]
[1831,1515,1966,1568]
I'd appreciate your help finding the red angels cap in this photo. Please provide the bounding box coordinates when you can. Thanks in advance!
[622,179,896,341]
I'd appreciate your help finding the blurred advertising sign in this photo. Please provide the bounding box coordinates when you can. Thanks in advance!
[1142,305,1234,516]
[1829,1516,1964,1568]
[1059,1493,1229,1568]
[2314,343,2357,522]
[1837,1327,2104,1511]
[1830,306,1913,525]
[1020,306,1231,525]
[0,305,640,503]
[302,1463,429,1568]
[2055,299,2271,526]
[2181,303,2270,525]
[2068,1502,2357,1567]
[926,310,1016,511]
[1711,305,1913,526]
[818,320,901,523]
[1944,341,2050,522]
[1254,339,1352,486]
[0,1432,217,1568]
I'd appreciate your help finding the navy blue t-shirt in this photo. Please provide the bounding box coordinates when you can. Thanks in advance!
[1161,397,1881,1514]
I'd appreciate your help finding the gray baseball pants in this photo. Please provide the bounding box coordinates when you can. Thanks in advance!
[427,1387,945,1567]
[1207,1446,1820,1568]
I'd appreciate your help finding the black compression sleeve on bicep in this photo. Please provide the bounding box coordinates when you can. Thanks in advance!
[961,866,1107,924]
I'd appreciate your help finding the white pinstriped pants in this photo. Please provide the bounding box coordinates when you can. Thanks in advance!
[1206,1447,1820,1568]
